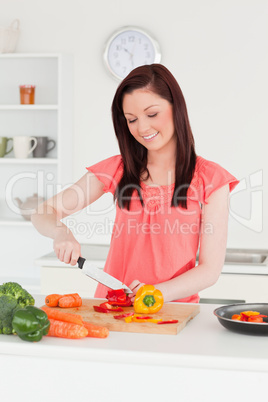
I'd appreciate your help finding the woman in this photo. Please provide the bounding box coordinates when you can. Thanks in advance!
[31,64,239,303]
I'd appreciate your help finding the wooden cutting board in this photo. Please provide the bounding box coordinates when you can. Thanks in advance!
[46,299,200,335]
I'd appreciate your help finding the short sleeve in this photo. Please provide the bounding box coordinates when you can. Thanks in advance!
[86,155,123,194]
[189,156,239,204]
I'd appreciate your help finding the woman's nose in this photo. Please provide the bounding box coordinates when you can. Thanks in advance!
[137,118,150,135]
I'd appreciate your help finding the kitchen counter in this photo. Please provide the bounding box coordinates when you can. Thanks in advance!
[1,295,268,402]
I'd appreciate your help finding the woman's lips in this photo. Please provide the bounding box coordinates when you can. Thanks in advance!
[143,132,159,141]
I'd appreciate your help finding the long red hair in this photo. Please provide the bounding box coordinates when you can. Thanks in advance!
[111,64,196,209]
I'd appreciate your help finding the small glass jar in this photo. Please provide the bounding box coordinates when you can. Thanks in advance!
[19,85,36,104]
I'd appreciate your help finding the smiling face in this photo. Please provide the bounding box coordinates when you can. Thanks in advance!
[122,89,176,155]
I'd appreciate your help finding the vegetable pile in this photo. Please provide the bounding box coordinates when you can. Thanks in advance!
[41,307,109,339]
[232,310,268,323]
[0,281,35,334]
[93,285,178,325]
[0,283,109,342]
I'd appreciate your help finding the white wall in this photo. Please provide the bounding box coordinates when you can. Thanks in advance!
[1,0,268,278]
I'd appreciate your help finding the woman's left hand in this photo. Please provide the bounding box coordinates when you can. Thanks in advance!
[128,280,145,302]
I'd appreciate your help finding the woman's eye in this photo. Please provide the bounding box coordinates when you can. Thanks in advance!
[148,113,158,118]
[128,119,137,124]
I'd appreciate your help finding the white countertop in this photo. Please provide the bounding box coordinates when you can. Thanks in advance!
[35,244,268,275]
[1,295,268,373]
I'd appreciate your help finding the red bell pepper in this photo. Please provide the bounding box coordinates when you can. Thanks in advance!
[232,311,268,323]
[93,305,110,313]
[93,305,123,313]
[113,313,135,320]
[106,289,132,307]
[157,320,179,325]
[248,316,264,323]
[99,302,123,312]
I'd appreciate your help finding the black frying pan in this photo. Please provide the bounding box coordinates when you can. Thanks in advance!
[214,303,268,336]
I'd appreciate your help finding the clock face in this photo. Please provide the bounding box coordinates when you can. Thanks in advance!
[104,27,161,80]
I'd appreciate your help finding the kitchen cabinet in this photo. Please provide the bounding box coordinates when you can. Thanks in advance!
[199,272,268,303]
[0,53,73,283]
[36,244,268,303]
[35,244,109,297]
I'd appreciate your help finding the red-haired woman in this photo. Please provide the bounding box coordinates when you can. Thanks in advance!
[32,64,239,303]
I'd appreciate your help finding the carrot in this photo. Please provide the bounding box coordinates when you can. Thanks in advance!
[45,294,62,307]
[58,294,82,308]
[82,321,109,338]
[64,293,82,307]
[47,319,88,339]
[41,306,83,326]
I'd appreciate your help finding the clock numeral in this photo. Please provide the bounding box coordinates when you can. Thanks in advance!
[128,36,135,42]
[113,52,119,59]
[121,38,126,45]
[145,52,151,58]
[116,45,122,51]
[144,44,149,50]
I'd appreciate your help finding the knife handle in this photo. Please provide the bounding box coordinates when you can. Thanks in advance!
[77,257,85,269]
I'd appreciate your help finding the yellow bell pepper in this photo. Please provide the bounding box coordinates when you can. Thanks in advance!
[124,314,162,323]
[241,311,260,317]
[134,285,164,314]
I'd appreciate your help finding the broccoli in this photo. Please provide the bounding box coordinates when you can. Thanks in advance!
[0,282,35,335]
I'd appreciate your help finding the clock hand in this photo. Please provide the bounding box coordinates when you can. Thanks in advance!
[130,43,136,66]
[123,48,131,55]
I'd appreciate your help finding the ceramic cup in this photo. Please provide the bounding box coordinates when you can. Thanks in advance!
[32,136,56,158]
[0,137,13,157]
[13,136,37,158]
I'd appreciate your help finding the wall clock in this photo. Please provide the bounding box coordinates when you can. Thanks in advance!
[103,26,161,81]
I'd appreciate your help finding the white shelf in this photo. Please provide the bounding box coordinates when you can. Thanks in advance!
[0,158,58,164]
[0,204,34,226]
[0,105,58,110]
[0,219,32,227]
[0,53,60,59]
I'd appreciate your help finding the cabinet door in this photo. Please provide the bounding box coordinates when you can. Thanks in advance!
[199,273,268,303]
[41,267,98,298]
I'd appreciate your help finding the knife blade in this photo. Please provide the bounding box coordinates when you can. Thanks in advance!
[77,257,132,293]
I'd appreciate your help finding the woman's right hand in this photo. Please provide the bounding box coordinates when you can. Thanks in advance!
[53,227,81,266]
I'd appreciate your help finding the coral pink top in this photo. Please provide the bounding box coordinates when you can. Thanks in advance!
[87,155,239,303]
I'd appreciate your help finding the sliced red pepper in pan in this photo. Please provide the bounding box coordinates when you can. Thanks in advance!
[248,316,264,323]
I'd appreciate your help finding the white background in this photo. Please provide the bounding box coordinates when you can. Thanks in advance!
[1,0,268,281]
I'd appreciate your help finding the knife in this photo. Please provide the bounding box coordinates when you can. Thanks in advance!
[77,257,132,293]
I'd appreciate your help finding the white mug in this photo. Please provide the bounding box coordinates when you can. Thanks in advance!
[13,136,37,158]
